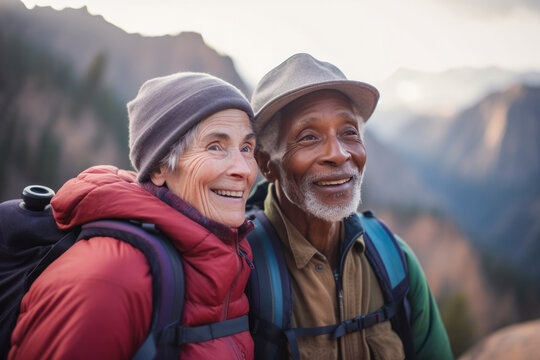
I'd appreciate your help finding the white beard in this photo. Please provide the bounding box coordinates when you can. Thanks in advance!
[279,167,363,222]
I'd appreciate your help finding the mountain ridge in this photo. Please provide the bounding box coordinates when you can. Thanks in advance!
[0,0,250,101]
[372,66,540,141]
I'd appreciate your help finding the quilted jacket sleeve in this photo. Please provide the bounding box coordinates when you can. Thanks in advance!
[9,237,153,360]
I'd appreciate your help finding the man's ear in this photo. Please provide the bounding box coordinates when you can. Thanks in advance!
[150,165,167,186]
[255,150,278,183]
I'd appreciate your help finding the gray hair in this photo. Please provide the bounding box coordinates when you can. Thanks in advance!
[157,122,200,173]
[256,111,283,161]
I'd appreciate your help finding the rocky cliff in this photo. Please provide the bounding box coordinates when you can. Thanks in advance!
[459,319,540,360]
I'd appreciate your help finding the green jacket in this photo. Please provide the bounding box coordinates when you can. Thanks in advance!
[397,236,453,359]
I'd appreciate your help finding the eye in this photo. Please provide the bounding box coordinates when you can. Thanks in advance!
[342,127,360,139]
[298,134,318,143]
[207,143,222,151]
[240,144,253,153]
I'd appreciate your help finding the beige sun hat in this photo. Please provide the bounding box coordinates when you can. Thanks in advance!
[251,53,380,133]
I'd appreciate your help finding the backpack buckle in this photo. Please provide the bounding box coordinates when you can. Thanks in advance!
[346,312,383,334]
[364,312,382,329]
[156,322,180,345]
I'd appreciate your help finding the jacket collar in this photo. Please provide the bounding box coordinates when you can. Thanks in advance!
[141,182,254,243]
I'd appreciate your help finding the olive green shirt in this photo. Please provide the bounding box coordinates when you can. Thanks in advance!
[263,184,453,359]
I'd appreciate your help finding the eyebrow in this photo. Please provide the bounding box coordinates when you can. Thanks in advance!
[203,132,256,142]
[244,132,256,141]
[205,132,229,141]
[295,111,358,127]
[336,111,358,122]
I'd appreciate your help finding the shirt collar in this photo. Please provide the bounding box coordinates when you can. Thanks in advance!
[263,183,365,269]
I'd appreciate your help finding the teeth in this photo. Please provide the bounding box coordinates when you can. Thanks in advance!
[317,178,350,186]
[214,190,243,198]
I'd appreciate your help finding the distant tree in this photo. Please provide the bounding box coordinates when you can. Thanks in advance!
[83,52,107,93]
[32,108,61,185]
[72,52,108,115]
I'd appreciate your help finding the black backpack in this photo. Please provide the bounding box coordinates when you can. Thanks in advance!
[0,185,248,360]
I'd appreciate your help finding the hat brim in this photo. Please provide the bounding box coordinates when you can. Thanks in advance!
[254,80,380,133]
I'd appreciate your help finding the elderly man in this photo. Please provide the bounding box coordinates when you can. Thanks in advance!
[245,54,453,360]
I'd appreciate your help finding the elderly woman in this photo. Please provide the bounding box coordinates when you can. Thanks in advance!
[9,73,258,359]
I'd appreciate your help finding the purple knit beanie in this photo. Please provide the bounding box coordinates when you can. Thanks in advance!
[128,72,253,183]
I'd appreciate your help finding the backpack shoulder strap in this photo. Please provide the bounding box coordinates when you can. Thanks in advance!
[79,220,185,360]
[359,211,416,359]
[79,220,250,360]
[359,211,409,298]
[246,210,293,360]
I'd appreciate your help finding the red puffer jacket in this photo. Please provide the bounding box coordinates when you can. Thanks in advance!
[9,166,254,360]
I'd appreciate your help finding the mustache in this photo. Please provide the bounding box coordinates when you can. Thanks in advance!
[302,168,362,184]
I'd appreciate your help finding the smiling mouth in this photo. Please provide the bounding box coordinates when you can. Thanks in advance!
[315,177,352,186]
[212,189,243,198]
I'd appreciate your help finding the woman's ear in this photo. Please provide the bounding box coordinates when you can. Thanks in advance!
[255,150,278,183]
[150,166,167,186]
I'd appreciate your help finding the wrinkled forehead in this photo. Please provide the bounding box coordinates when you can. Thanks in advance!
[278,89,360,132]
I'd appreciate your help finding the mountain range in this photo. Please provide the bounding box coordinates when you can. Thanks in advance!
[397,84,540,283]
[370,66,540,141]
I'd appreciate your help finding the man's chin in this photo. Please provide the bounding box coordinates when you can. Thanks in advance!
[302,192,361,222]
[306,203,356,222]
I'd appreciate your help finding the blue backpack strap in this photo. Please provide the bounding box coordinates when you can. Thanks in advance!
[246,210,293,360]
[360,211,409,298]
[359,211,416,359]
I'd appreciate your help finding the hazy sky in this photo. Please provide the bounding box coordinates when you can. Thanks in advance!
[20,0,540,87]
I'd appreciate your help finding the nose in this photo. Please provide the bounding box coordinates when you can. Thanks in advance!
[319,136,350,166]
[226,149,253,179]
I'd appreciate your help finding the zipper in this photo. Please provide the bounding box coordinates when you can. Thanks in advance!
[335,228,364,359]
[222,229,241,320]
[221,229,246,359]
[334,269,345,320]
[334,229,363,321]
[238,247,255,269]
